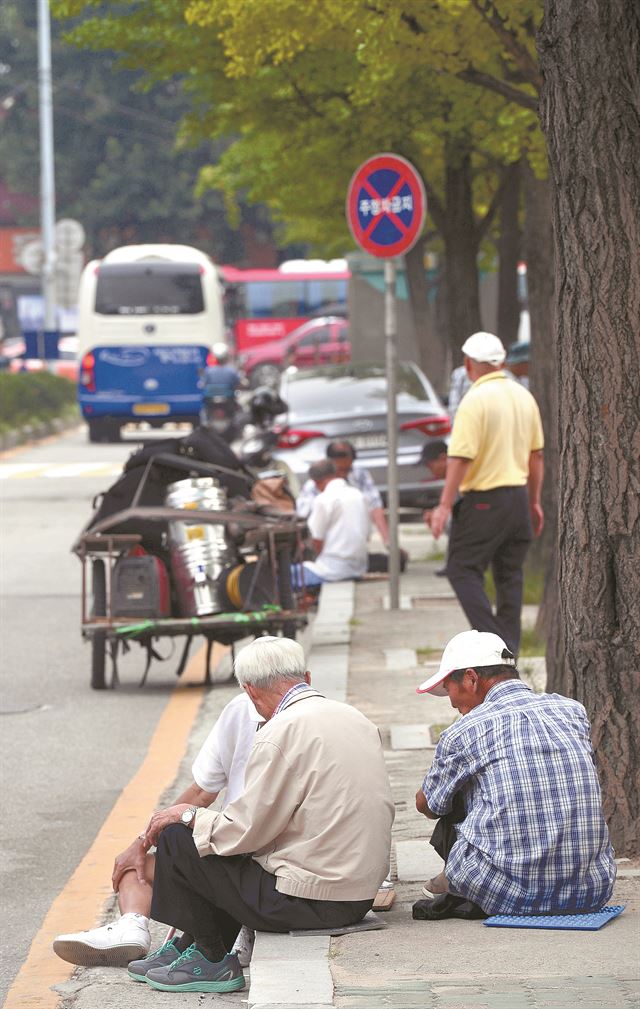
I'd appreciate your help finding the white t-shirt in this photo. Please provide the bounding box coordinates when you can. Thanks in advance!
[306,477,370,581]
[191,693,264,805]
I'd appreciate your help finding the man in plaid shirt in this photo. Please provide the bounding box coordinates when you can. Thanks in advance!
[416,630,616,916]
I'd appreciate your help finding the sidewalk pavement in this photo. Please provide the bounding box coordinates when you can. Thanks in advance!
[54,525,640,1009]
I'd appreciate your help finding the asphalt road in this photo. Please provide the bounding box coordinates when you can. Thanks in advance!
[0,424,190,1003]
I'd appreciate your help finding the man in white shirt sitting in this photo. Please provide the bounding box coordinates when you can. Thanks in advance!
[53,693,263,970]
[295,458,370,586]
[296,440,390,547]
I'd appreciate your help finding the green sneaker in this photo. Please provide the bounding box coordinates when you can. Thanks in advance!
[144,945,246,993]
[127,936,183,983]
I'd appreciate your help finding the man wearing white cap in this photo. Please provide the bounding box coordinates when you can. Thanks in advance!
[427,331,544,654]
[414,631,616,917]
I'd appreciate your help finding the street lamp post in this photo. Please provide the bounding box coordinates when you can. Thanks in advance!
[38,0,57,346]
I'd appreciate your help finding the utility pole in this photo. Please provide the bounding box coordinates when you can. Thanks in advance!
[38,0,57,345]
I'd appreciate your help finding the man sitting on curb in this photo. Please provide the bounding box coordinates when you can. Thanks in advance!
[53,692,263,969]
[126,636,394,994]
[415,630,616,919]
[296,439,390,547]
[293,458,370,587]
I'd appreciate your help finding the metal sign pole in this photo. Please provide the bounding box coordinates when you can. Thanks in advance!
[346,153,426,614]
[384,258,400,610]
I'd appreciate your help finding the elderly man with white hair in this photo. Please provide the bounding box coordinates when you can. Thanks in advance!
[427,331,545,655]
[126,636,394,995]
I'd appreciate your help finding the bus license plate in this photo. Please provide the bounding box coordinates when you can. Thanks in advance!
[133,402,170,416]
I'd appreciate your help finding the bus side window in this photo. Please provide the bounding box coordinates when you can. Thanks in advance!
[307,279,347,315]
[273,280,304,319]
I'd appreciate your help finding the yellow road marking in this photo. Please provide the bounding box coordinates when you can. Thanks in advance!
[3,642,221,1009]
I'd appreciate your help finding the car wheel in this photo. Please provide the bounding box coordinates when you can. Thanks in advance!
[87,419,106,443]
[87,419,120,443]
[250,363,281,389]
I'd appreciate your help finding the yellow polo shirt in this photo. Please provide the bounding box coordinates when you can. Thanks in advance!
[448,371,544,492]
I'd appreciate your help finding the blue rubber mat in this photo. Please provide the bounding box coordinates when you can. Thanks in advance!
[484,905,625,931]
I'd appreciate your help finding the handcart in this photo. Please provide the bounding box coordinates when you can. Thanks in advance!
[73,452,309,689]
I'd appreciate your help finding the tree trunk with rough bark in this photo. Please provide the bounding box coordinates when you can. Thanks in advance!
[522,163,560,681]
[538,0,640,854]
[497,160,522,348]
[440,141,483,358]
[404,236,449,394]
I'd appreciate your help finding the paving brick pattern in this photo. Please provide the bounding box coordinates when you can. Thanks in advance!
[332,554,639,1009]
[334,975,640,1008]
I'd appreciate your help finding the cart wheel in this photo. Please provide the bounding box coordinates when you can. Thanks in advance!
[91,632,107,690]
[91,561,108,690]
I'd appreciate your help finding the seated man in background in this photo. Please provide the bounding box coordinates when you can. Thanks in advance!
[296,440,390,547]
[421,440,449,485]
[53,692,263,969]
[128,636,394,994]
[421,440,452,577]
[415,630,616,918]
[294,458,370,586]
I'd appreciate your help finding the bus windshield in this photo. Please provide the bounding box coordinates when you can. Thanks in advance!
[95,263,205,315]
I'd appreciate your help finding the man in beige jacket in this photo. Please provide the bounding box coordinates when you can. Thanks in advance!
[127,635,394,995]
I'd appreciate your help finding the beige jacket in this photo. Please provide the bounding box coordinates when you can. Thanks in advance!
[193,693,394,901]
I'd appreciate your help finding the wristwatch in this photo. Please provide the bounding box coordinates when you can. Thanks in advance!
[180,806,198,827]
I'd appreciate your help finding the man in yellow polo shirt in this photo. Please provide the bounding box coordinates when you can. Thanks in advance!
[428,332,544,654]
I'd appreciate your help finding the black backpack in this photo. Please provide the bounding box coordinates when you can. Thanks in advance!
[85,427,253,549]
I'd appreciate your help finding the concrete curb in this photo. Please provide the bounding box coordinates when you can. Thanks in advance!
[0,413,80,453]
[246,581,354,1009]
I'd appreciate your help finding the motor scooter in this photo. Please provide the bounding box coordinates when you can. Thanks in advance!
[200,393,245,443]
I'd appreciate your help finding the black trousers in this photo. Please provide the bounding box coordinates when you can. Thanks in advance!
[445,486,532,654]
[429,792,466,865]
[428,794,485,916]
[151,824,373,952]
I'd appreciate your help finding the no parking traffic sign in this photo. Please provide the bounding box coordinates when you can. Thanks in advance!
[346,153,426,258]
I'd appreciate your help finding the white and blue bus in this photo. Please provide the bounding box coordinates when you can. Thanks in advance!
[77,244,225,442]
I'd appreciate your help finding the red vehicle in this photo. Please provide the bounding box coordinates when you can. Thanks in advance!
[237,317,351,388]
[220,264,349,353]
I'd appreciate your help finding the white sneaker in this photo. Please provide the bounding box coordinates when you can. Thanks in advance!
[231,925,255,968]
[53,913,151,967]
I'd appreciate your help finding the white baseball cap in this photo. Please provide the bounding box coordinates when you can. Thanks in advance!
[416,630,515,696]
[461,331,506,366]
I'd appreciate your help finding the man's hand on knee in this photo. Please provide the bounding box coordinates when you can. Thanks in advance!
[112,836,150,891]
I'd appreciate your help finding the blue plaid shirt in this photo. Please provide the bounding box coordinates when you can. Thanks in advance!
[423,680,616,915]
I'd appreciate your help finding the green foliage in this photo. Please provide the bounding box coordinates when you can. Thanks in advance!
[0,372,77,431]
[519,626,546,657]
[49,0,545,256]
[0,1,246,260]
[484,561,545,606]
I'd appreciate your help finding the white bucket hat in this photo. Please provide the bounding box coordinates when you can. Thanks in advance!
[416,630,515,696]
[461,331,506,366]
